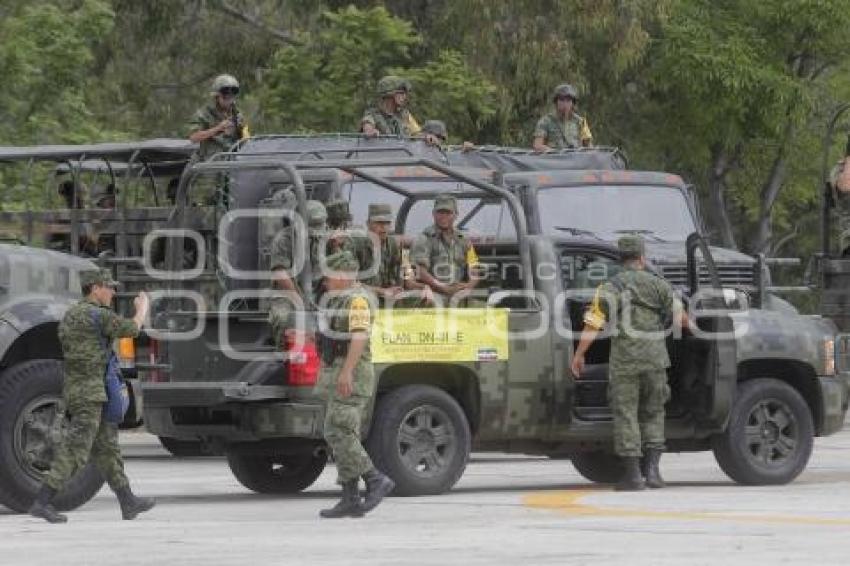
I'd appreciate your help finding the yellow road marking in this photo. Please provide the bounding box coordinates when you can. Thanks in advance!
[524,490,850,527]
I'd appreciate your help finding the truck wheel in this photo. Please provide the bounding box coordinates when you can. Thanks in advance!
[366,385,471,496]
[570,452,623,484]
[158,436,210,457]
[712,378,814,485]
[0,360,104,512]
[227,451,327,494]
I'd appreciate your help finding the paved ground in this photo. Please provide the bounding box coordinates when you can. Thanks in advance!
[3,424,850,566]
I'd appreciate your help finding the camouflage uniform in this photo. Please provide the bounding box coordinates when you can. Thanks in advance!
[317,254,375,484]
[360,75,421,137]
[43,270,139,493]
[188,103,246,162]
[533,112,593,149]
[829,159,850,255]
[410,196,479,290]
[362,204,405,305]
[583,240,678,458]
[268,201,327,346]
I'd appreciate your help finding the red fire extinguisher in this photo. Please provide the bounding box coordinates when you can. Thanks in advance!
[285,332,320,386]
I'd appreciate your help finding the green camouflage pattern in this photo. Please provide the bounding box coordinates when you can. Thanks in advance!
[590,266,677,373]
[533,112,590,149]
[58,298,139,405]
[361,234,403,289]
[608,369,669,457]
[317,286,375,483]
[360,107,417,137]
[188,103,245,161]
[829,160,850,253]
[411,224,474,286]
[43,402,129,491]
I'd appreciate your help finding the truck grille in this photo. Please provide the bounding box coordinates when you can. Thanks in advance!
[658,263,755,289]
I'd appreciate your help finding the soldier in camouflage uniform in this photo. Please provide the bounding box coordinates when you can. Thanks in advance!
[317,251,394,518]
[411,195,481,304]
[828,136,850,257]
[268,200,328,347]
[362,203,431,306]
[360,76,422,138]
[28,269,155,523]
[188,74,249,162]
[532,83,593,152]
[570,236,688,491]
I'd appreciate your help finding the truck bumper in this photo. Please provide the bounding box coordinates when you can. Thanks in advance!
[142,382,325,441]
[817,372,850,436]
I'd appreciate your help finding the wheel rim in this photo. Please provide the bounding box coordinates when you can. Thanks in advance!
[743,398,799,468]
[13,394,63,481]
[395,404,458,479]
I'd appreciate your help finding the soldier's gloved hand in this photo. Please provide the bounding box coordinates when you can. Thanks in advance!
[336,370,354,398]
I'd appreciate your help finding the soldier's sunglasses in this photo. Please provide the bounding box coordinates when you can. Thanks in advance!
[219,87,239,96]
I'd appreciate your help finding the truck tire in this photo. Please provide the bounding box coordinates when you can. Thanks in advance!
[0,360,104,512]
[712,378,814,485]
[366,384,471,496]
[227,451,327,494]
[570,452,623,484]
[158,436,210,457]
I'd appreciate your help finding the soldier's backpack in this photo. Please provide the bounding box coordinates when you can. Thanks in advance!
[89,309,130,424]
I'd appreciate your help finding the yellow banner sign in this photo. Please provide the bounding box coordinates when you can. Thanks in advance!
[371,308,509,363]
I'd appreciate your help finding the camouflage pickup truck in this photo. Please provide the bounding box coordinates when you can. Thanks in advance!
[141,137,850,496]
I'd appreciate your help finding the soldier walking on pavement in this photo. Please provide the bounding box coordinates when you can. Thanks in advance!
[188,74,249,162]
[28,269,154,523]
[410,195,481,304]
[317,251,394,518]
[570,236,688,491]
[532,83,593,152]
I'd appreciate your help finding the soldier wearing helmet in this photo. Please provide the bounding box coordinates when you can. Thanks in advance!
[188,74,250,161]
[828,133,850,257]
[268,199,329,346]
[360,75,422,138]
[532,83,593,152]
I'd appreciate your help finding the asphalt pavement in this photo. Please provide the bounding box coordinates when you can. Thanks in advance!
[2,422,850,566]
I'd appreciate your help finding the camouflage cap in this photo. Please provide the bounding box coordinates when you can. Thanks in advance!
[617,235,646,257]
[421,120,447,140]
[368,203,393,223]
[80,268,119,289]
[325,250,359,273]
[326,199,352,224]
[305,200,327,230]
[553,83,579,102]
[433,195,458,213]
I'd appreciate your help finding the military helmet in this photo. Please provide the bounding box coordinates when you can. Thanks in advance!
[325,250,360,273]
[305,200,327,230]
[617,234,646,258]
[80,268,119,289]
[211,74,240,95]
[552,83,579,102]
[421,120,448,141]
[377,75,410,97]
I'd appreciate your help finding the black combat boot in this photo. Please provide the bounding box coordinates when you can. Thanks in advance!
[614,457,646,491]
[28,485,68,524]
[641,448,666,489]
[319,479,364,519]
[115,485,156,520]
[361,468,395,514]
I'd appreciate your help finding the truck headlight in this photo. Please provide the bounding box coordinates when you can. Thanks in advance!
[824,338,835,376]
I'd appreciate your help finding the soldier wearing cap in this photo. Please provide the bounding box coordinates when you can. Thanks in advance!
[532,83,593,152]
[317,251,394,518]
[419,120,475,151]
[188,73,250,162]
[570,235,688,491]
[361,203,431,306]
[29,269,154,523]
[360,75,421,138]
[268,200,328,347]
[410,195,481,302]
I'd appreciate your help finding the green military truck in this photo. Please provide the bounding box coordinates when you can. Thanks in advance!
[140,137,850,496]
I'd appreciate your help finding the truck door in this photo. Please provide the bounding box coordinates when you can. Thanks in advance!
[681,233,738,429]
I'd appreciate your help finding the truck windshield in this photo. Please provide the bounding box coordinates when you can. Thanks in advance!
[537,185,697,241]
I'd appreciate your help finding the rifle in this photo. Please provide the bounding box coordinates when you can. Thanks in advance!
[230,102,244,139]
